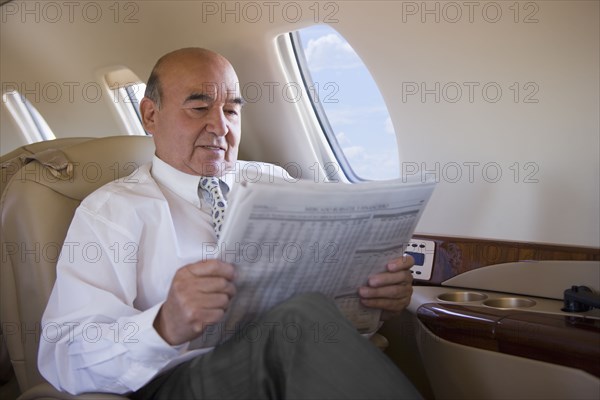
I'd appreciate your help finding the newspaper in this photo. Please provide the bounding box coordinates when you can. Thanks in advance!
[194,175,435,347]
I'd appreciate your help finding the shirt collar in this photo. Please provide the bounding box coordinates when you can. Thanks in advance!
[150,156,231,206]
[220,168,237,192]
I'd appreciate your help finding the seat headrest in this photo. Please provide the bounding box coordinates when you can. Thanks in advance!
[6,136,155,201]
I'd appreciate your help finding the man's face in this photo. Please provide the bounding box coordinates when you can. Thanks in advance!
[141,51,242,176]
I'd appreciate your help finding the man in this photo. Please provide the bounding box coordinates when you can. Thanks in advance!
[39,48,421,399]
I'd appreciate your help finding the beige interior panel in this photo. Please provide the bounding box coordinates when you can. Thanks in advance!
[416,320,600,400]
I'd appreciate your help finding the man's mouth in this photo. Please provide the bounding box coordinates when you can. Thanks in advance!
[199,145,225,151]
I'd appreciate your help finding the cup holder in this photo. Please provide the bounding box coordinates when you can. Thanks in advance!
[483,297,536,309]
[437,291,488,302]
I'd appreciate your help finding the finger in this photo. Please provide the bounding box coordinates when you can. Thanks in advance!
[155,296,229,345]
[189,276,236,297]
[359,283,413,299]
[387,254,415,272]
[367,269,413,288]
[360,297,411,313]
[186,260,235,279]
[183,292,232,311]
[176,292,232,328]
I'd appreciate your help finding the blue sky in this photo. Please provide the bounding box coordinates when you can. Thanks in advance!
[298,25,400,180]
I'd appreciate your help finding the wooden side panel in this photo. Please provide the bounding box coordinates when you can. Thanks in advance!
[414,235,600,284]
[417,303,600,378]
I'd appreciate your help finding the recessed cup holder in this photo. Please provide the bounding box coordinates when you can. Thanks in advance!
[437,291,488,302]
[483,297,537,309]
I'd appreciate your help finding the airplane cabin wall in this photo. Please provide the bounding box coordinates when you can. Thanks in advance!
[334,1,599,248]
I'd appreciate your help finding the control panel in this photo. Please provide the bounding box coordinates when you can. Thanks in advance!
[405,238,436,280]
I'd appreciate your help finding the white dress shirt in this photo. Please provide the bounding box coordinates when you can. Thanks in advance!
[38,156,290,395]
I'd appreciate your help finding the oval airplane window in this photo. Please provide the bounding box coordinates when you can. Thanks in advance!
[293,25,400,181]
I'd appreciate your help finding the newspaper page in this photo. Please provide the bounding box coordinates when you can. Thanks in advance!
[194,176,435,347]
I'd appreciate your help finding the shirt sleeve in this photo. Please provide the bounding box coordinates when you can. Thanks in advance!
[38,202,187,395]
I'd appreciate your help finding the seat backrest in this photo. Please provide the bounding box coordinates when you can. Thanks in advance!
[0,136,155,394]
[0,137,94,396]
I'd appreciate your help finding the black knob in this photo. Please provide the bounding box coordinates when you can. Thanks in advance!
[562,285,596,313]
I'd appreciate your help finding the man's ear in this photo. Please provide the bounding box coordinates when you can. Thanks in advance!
[139,97,157,134]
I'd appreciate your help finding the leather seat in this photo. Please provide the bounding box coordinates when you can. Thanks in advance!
[0,137,95,400]
[0,136,155,399]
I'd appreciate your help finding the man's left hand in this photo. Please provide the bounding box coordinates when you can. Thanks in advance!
[358,254,414,320]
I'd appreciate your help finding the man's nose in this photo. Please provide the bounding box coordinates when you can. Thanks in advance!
[206,108,228,136]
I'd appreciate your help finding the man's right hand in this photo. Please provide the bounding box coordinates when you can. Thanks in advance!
[153,260,236,345]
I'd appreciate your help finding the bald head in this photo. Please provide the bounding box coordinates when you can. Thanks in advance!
[144,48,236,109]
[139,47,243,176]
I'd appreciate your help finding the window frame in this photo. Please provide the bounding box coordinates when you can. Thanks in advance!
[2,90,56,144]
[289,30,364,183]
[101,67,148,136]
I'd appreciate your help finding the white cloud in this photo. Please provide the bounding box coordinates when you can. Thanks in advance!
[342,146,365,158]
[351,148,400,180]
[304,34,363,72]
[327,109,357,126]
[336,131,349,145]
[327,106,389,127]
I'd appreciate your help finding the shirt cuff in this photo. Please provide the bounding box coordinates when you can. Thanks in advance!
[118,303,188,391]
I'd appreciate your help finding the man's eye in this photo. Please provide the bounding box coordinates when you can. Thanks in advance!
[225,109,239,116]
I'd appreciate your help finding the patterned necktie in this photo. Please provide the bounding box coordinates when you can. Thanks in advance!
[199,177,227,239]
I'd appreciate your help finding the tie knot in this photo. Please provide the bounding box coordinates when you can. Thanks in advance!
[200,177,225,206]
[199,176,220,191]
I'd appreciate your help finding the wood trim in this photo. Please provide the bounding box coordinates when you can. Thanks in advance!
[417,303,600,378]
[413,235,600,284]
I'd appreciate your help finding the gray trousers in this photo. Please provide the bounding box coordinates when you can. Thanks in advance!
[133,293,422,399]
